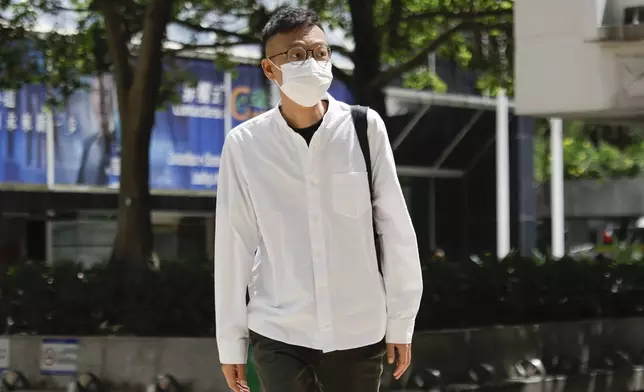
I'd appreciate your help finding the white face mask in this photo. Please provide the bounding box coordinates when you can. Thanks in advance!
[272,58,333,107]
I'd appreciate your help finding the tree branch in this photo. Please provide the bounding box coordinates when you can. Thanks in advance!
[173,20,260,44]
[388,0,403,48]
[332,64,352,89]
[165,40,258,57]
[400,8,513,24]
[329,44,352,60]
[376,9,513,35]
[370,21,512,89]
[129,0,173,113]
[97,1,133,107]
[49,4,90,13]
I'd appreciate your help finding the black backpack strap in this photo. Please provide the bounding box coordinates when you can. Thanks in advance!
[350,105,383,276]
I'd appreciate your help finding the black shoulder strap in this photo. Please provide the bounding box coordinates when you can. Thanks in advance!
[350,105,383,276]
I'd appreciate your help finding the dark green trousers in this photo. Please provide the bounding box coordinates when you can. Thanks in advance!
[249,330,386,392]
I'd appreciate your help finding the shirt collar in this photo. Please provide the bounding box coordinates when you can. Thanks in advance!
[272,93,338,134]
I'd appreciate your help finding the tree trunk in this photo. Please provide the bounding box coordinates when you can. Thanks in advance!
[111,115,154,266]
[354,83,387,117]
[101,0,173,266]
[349,0,388,116]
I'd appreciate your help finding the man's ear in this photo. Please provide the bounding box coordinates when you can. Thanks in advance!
[261,59,275,81]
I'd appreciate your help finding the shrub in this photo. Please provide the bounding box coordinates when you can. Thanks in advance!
[0,260,214,336]
[2,255,644,336]
[416,254,644,329]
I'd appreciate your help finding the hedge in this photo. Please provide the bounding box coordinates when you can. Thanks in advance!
[2,254,644,336]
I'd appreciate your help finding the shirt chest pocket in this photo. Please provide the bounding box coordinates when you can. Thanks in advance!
[331,172,372,219]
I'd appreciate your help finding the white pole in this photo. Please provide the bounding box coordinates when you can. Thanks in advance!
[46,109,55,187]
[550,118,565,258]
[45,110,55,264]
[496,89,510,258]
[223,72,233,134]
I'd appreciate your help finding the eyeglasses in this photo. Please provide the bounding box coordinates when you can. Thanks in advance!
[268,45,332,65]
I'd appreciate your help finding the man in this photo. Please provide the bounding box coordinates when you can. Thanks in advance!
[214,7,423,392]
[76,73,115,186]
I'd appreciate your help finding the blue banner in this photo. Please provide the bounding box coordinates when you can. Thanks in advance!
[329,80,353,104]
[53,75,116,186]
[54,60,229,191]
[0,86,48,184]
[147,59,226,191]
[1,59,354,192]
[231,64,271,128]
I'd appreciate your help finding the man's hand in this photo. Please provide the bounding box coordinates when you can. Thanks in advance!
[386,343,411,380]
[221,364,249,392]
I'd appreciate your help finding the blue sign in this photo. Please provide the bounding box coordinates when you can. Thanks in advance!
[329,80,353,104]
[53,75,115,186]
[0,59,355,192]
[0,86,48,184]
[54,59,230,191]
[40,338,79,375]
[231,64,271,128]
[147,59,227,191]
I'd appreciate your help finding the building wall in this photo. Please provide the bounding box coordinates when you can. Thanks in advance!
[538,177,644,218]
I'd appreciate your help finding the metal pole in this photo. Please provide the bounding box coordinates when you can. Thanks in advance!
[462,178,469,257]
[396,166,464,178]
[223,72,233,134]
[432,110,483,168]
[496,90,510,258]
[549,118,565,258]
[46,211,54,264]
[391,104,431,151]
[428,178,436,250]
[384,87,516,110]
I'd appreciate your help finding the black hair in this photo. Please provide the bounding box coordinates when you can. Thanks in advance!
[261,7,324,52]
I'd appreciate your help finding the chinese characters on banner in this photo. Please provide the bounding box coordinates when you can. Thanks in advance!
[0,86,48,184]
[147,59,227,191]
[0,60,353,192]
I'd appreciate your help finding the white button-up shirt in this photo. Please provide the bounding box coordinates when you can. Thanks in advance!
[214,95,423,364]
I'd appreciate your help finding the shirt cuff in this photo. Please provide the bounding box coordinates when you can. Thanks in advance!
[217,338,249,364]
[386,318,416,344]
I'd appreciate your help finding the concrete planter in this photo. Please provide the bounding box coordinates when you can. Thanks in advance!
[6,337,225,392]
[4,317,644,392]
